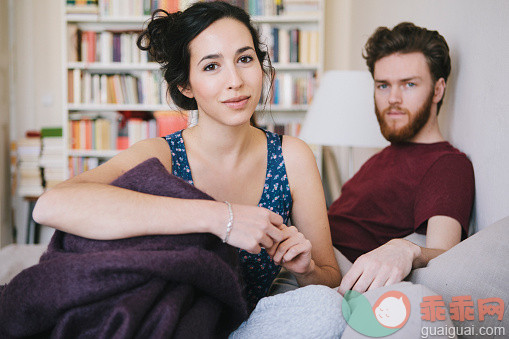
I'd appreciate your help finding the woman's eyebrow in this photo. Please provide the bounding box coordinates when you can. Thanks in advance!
[236,46,254,54]
[197,46,254,66]
[198,53,222,65]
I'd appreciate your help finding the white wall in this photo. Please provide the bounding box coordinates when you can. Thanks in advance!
[324,0,509,231]
[11,0,63,139]
[6,0,508,240]
[10,0,63,245]
[0,0,13,247]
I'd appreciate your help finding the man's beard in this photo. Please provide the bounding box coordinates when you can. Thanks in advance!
[375,89,434,143]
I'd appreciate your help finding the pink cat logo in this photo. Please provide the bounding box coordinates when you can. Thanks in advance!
[373,291,411,329]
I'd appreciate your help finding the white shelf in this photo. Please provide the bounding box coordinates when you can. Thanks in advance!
[257,105,309,112]
[68,149,120,158]
[66,14,149,23]
[272,63,319,71]
[68,103,307,113]
[252,15,320,24]
[67,14,320,24]
[68,62,318,72]
[63,0,324,177]
[68,104,173,111]
[68,62,161,71]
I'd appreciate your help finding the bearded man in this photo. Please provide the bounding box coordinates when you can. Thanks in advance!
[328,22,475,295]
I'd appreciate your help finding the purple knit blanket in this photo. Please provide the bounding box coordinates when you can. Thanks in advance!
[0,157,248,338]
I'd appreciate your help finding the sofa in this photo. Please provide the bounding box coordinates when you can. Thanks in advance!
[1,216,508,338]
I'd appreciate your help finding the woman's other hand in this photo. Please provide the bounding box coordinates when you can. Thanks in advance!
[266,224,314,275]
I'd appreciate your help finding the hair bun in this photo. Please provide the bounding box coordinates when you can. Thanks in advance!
[137,9,181,65]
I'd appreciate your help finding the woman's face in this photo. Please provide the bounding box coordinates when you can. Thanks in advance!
[181,18,263,127]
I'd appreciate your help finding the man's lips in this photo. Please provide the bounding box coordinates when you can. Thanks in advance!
[384,109,407,118]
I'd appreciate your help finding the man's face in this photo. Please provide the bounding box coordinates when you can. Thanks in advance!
[373,52,437,143]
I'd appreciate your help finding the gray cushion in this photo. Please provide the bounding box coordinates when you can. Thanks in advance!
[409,216,509,338]
[342,282,457,339]
[0,244,47,285]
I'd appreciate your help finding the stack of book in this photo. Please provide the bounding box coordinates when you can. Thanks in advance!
[153,111,189,137]
[16,131,43,197]
[39,128,66,190]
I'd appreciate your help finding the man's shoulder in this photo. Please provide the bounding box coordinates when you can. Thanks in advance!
[359,141,473,178]
[428,141,473,169]
[385,141,471,163]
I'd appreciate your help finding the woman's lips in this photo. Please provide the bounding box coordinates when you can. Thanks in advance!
[222,96,250,109]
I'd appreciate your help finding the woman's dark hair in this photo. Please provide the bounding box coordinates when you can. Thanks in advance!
[137,1,274,111]
[363,22,451,112]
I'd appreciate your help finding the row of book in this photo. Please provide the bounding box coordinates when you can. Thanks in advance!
[68,156,103,178]
[258,121,301,137]
[67,69,167,105]
[268,71,316,106]
[68,27,319,66]
[204,0,320,17]
[66,0,99,14]
[66,0,320,17]
[98,0,190,16]
[69,28,149,64]
[259,25,320,65]
[68,111,189,151]
[66,0,188,16]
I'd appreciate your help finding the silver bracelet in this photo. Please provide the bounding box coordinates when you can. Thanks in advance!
[223,201,234,243]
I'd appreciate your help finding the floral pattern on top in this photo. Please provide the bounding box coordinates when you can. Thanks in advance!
[164,128,292,310]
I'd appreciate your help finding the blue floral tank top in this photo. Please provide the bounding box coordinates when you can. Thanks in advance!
[164,128,292,309]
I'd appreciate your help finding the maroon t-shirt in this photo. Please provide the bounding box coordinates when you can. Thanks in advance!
[328,141,475,263]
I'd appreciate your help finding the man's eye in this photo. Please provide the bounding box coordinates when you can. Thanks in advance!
[406,82,416,87]
[204,64,218,71]
[377,84,388,89]
[239,55,253,63]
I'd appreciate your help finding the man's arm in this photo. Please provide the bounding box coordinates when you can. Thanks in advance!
[413,215,462,268]
[337,215,462,295]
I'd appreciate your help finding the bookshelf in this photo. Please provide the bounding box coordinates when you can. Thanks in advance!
[62,0,324,177]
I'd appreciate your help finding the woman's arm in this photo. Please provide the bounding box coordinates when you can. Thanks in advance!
[33,138,284,248]
[268,136,341,287]
[33,138,212,239]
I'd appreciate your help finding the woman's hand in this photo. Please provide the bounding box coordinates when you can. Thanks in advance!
[210,202,285,254]
[266,225,314,275]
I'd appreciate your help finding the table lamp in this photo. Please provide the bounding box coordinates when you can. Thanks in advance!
[300,70,389,179]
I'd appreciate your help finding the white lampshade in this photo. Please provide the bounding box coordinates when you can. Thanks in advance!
[300,70,388,148]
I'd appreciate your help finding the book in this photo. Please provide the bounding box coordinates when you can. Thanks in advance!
[153,110,189,136]
[16,133,44,197]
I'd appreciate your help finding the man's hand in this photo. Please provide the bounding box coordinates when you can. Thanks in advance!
[337,239,420,295]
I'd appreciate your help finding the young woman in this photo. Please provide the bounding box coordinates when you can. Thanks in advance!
[33,1,340,310]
